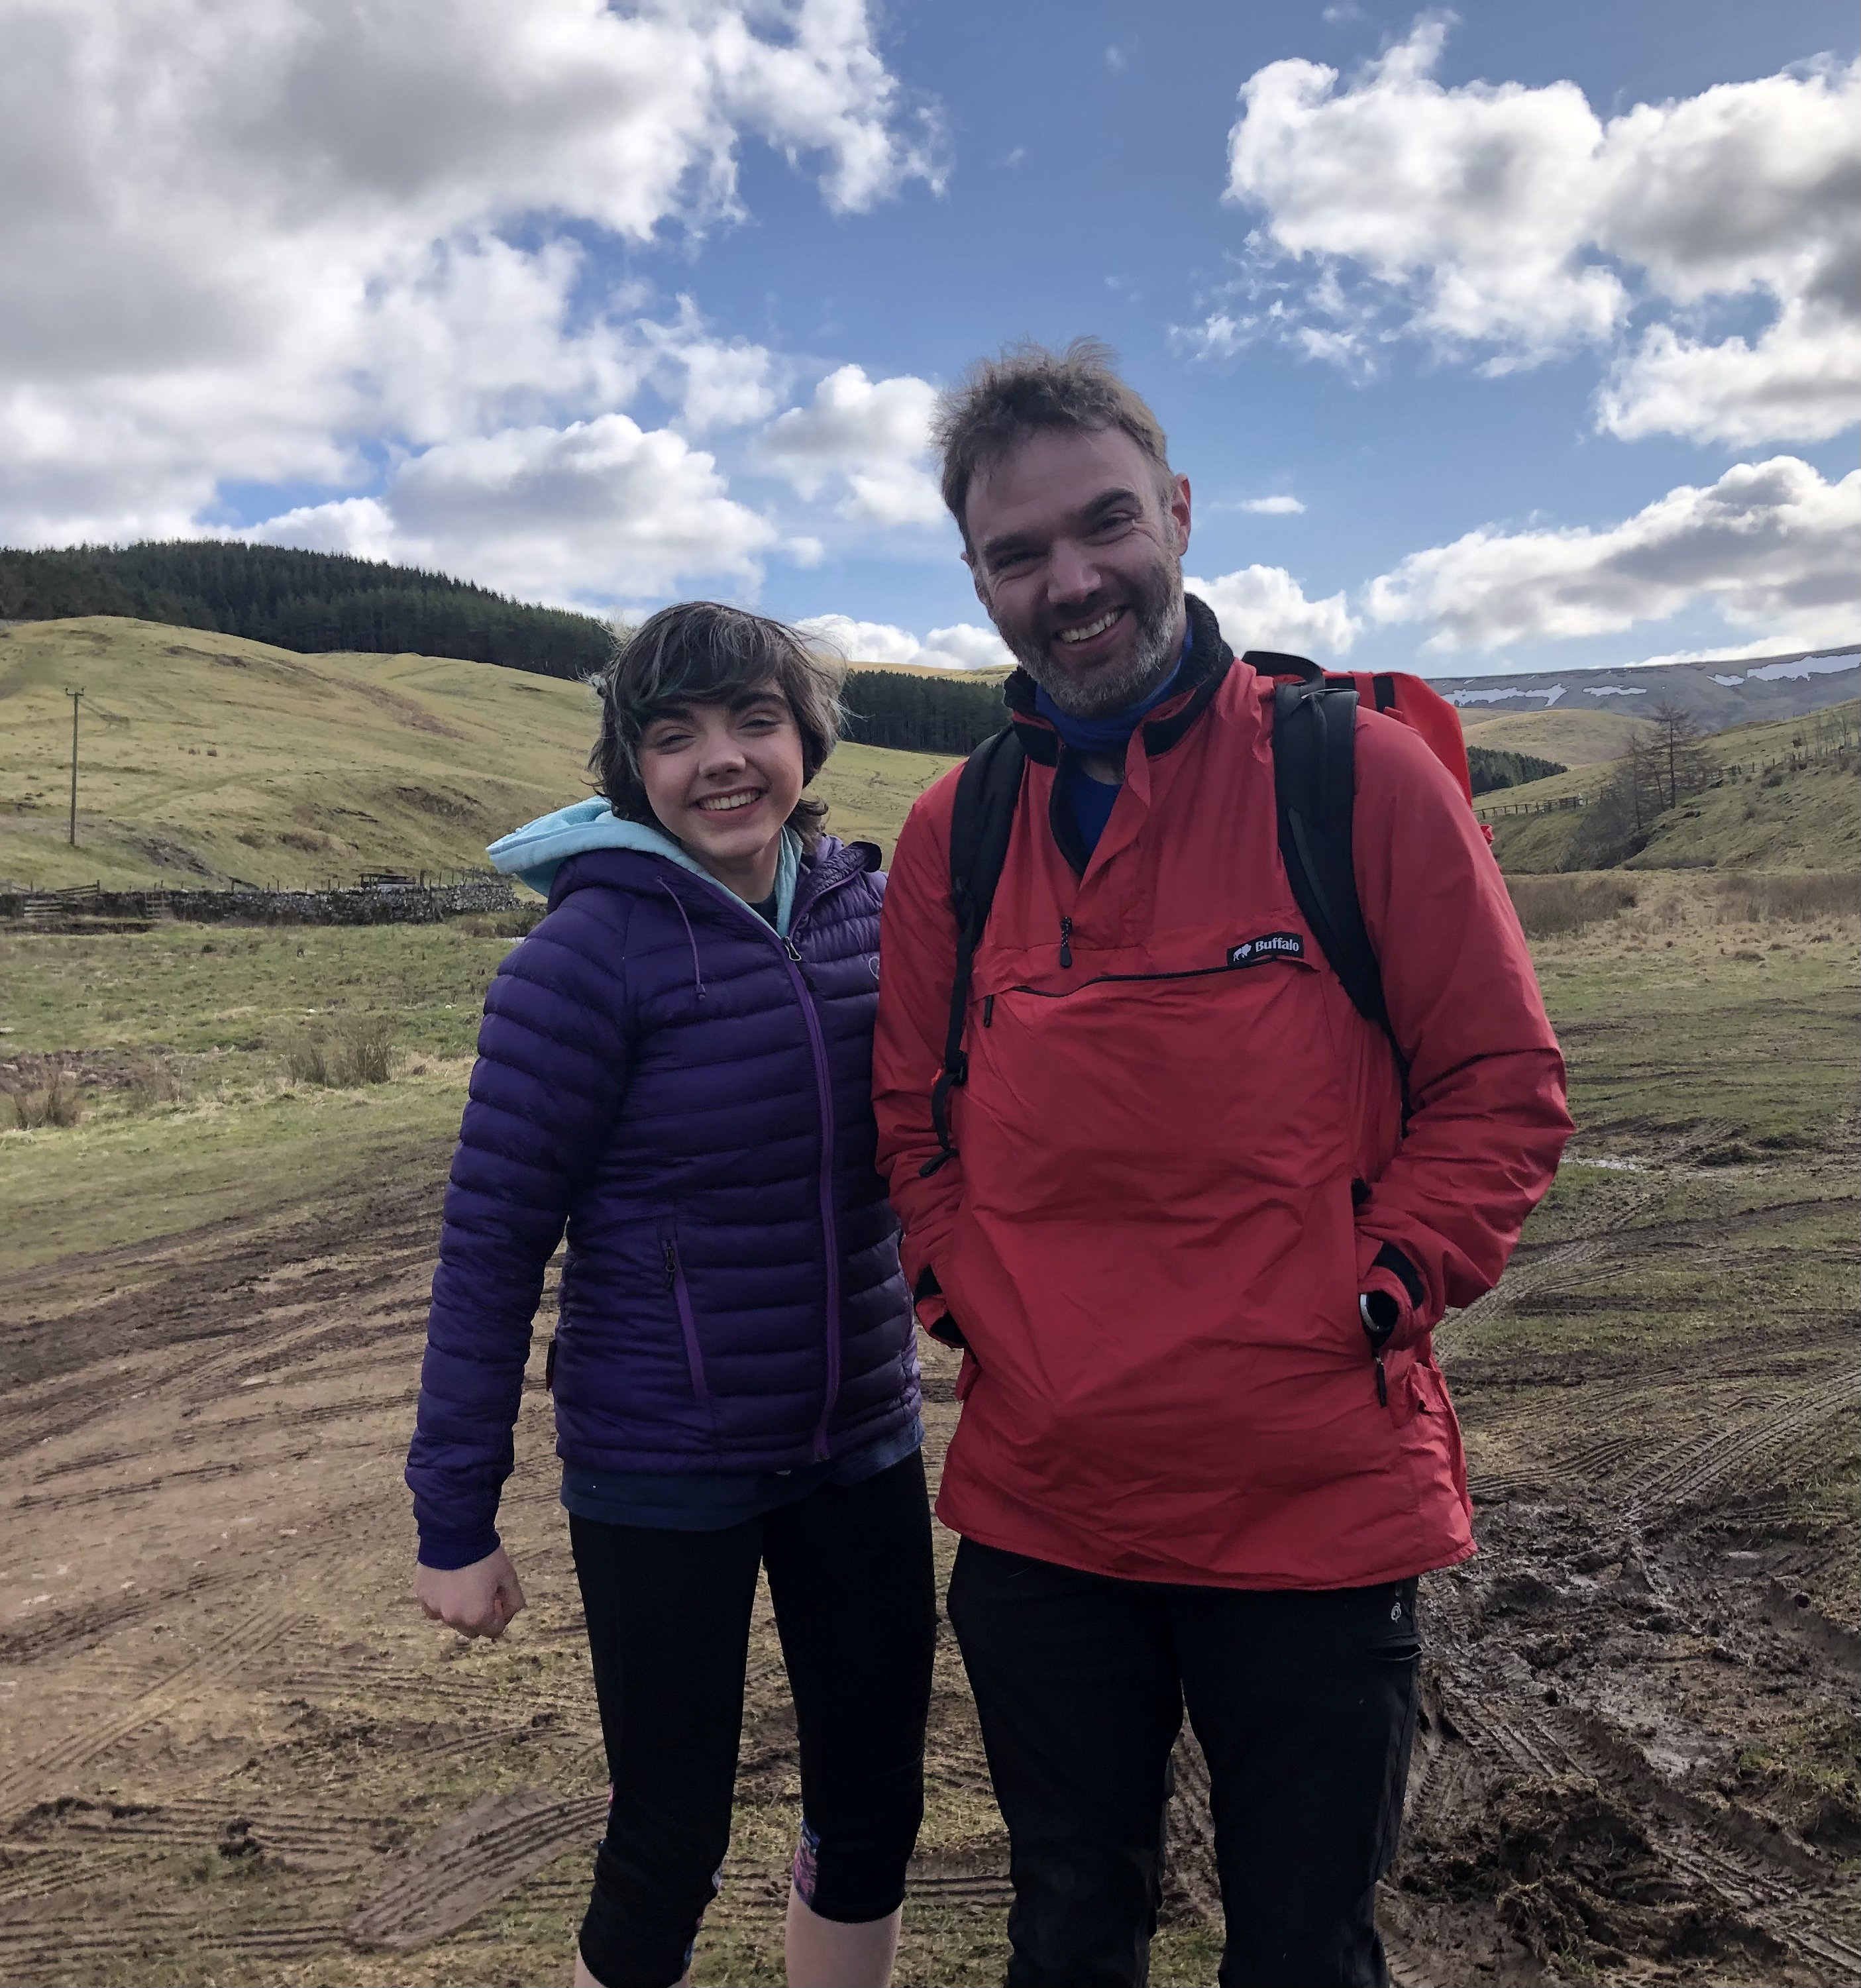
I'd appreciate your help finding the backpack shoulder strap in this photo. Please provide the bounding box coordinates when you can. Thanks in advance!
[923,724,1027,1177]
[1271,677,1387,1029]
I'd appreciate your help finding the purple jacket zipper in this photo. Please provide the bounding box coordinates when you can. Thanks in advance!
[660,1218,712,1416]
[672,853,863,1461]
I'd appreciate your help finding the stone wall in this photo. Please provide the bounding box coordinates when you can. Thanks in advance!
[1,874,520,925]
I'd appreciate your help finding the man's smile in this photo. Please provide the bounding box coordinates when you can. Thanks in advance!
[1051,605,1127,652]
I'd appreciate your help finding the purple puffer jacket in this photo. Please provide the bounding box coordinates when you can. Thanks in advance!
[407,835,918,1568]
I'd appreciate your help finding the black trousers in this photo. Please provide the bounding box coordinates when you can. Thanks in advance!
[569,1452,937,1988]
[947,1539,1420,1988]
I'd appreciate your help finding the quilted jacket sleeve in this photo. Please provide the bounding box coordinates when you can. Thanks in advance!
[1350,711,1573,1337]
[872,773,967,1336]
[406,894,632,1567]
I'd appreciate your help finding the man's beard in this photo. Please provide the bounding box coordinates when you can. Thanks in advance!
[1002,552,1186,719]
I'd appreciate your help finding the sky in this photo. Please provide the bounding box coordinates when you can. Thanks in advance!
[1,0,1856,677]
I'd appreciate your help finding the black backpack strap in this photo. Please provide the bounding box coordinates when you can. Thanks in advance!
[1271,677,1412,1115]
[922,725,1027,1177]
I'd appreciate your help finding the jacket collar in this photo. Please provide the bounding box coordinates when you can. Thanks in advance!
[1003,592,1232,767]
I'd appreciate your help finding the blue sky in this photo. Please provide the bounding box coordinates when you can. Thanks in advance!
[2,0,1854,676]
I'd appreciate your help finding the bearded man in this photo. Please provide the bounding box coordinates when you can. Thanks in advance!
[871,341,1571,1988]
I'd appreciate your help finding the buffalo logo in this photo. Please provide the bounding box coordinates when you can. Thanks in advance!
[1227,931,1304,968]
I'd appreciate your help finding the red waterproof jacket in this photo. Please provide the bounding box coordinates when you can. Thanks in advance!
[873,604,1571,1589]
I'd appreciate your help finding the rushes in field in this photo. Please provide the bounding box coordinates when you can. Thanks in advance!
[1507,876,1639,939]
[274,1014,397,1088]
[1715,872,1859,925]
[5,1073,85,1128]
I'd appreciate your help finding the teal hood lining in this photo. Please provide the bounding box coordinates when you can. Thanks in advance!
[486,798,801,937]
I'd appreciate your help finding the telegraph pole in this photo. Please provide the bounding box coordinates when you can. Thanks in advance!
[65,686,83,846]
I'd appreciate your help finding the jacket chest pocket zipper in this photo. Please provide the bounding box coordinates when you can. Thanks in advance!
[659,1221,714,1416]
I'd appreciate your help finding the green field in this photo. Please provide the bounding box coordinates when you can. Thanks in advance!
[0,617,960,890]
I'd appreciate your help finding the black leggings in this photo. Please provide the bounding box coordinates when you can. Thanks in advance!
[569,1451,937,1988]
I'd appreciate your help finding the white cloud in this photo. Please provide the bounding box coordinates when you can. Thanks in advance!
[1185,566,1361,655]
[1366,456,1861,654]
[1597,309,1861,449]
[1239,495,1306,515]
[796,614,1012,671]
[757,366,944,527]
[1206,24,1860,444]
[0,0,938,563]
[253,416,776,605]
[920,623,1016,671]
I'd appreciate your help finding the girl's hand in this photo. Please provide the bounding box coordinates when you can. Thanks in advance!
[415,1546,527,1639]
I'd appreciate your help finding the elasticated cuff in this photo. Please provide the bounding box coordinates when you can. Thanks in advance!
[416,1523,501,1572]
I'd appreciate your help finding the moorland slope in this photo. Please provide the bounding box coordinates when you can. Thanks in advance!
[1485,700,1860,872]
[0,619,960,890]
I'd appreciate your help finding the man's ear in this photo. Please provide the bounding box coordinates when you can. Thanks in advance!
[963,548,992,613]
[1169,473,1191,558]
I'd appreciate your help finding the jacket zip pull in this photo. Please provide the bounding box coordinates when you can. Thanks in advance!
[1374,1353,1389,1409]
[782,931,819,991]
[663,1239,678,1292]
[983,994,994,1027]
[1058,916,1073,969]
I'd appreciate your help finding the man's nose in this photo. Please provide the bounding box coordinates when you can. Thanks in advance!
[1046,539,1103,604]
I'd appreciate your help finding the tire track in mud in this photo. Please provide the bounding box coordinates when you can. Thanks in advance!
[0,1606,305,1821]
[1411,1104,1861,1981]
[0,1912,351,1975]
[1415,1422,1861,1978]
[347,1787,608,1950]
[1624,1375,1855,1520]
[1440,1119,1738,1344]
[1426,1680,1861,1979]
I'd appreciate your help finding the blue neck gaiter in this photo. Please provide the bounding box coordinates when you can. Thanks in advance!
[1034,620,1193,857]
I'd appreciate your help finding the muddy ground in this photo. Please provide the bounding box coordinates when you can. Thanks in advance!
[2,1053,1857,1978]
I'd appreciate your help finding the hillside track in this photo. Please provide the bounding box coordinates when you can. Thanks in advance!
[1,1127,1856,1985]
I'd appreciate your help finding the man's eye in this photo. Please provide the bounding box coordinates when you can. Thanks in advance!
[992,549,1033,572]
[1092,513,1136,537]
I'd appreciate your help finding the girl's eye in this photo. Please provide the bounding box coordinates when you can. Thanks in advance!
[647,731,692,753]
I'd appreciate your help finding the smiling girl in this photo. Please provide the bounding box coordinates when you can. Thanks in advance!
[407,603,933,1988]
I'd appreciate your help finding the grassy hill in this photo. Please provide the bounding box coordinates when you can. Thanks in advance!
[0,618,961,890]
[1487,700,1860,873]
[1459,706,1645,768]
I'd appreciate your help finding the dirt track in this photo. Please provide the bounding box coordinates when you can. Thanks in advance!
[1,1123,1856,1986]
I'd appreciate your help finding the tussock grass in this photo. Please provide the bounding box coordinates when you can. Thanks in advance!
[4,1072,84,1128]
[274,1013,396,1088]
[1507,874,1638,938]
[1715,870,1858,925]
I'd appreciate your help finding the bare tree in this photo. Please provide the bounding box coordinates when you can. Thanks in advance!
[1647,701,1714,809]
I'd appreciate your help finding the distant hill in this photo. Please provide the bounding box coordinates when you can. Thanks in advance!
[0,541,612,680]
[1458,707,1644,768]
[0,619,960,891]
[1486,700,1860,874]
[1433,645,1860,733]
